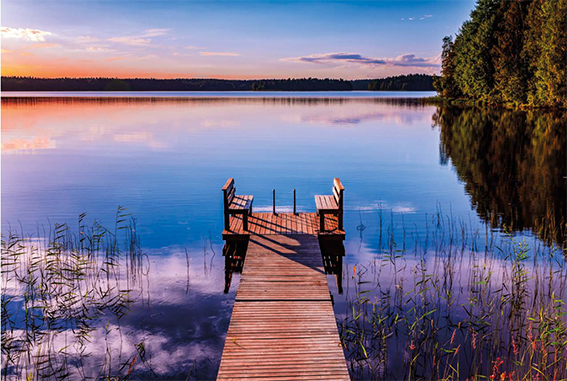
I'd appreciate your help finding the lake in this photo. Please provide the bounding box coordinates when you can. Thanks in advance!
[1,92,565,380]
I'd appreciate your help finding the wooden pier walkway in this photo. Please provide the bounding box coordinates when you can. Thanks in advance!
[218,235,349,380]
[218,179,349,380]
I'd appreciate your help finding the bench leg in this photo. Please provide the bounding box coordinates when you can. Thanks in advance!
[320,213,325,232]
[243,213,248,231]
[224,213,230,230]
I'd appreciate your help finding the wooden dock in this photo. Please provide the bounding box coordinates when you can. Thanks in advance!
[218,178,349,380]
[218,235,349,380]
[222,212,345,240]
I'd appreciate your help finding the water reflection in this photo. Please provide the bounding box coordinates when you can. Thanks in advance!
[2,94,566,380]
[1,218,233,380]
[434,106,566,248]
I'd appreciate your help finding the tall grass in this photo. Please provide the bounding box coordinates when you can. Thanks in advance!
[1,207,150,380]
[339,209,567,380]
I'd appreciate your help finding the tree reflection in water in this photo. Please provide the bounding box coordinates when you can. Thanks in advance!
[434,106,566,250]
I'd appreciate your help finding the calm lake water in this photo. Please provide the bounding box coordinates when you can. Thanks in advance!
[1,92,565,380]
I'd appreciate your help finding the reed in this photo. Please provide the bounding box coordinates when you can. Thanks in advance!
[1,207,150,380]
[339,211,567,380]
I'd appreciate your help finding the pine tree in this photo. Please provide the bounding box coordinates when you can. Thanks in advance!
[453,0,501,100]
[434,36,460,98]
[527,0,567,107]
[492,0,529,104]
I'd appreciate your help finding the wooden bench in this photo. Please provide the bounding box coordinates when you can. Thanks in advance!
[315,178,344,232]
[222,178,253,231]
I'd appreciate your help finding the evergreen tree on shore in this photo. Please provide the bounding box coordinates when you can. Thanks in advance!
[435,0,566,108]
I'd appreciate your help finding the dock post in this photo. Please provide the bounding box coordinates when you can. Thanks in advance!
[293,189,297,215]
[272,189,276,215]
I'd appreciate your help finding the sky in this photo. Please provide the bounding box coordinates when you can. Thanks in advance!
[1,0,476,79]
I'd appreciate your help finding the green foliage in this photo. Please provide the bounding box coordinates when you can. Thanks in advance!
[434,37,460,98]
[367,74,436,91]
[436,0,566,108]
[492,0,528,104]
[526,0,567,108]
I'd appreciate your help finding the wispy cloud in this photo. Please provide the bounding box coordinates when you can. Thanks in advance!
[284,52,440,68]
[143,28,169,37]
[25,43,59,49]
[1,26,53,41]
[402,14,433,21]
[199,51,241,56]
[87,46,111,52]
[77,36,101,44]
[108,28,170,46]
[185,45,206,50]
[108,36,151,46]
[287,52,386,65]
[106,56,128,62]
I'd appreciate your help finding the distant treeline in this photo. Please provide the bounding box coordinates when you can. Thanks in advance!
[1,75,436,92]
[366,74,435,91]
[435,0,566,108]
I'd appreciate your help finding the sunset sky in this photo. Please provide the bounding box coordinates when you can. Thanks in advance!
[1,0,475,79]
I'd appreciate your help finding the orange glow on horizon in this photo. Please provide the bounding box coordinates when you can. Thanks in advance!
[1,61,275,80]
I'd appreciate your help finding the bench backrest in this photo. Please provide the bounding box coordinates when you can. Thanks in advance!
[222,178,236,210]
[332,177,344,210]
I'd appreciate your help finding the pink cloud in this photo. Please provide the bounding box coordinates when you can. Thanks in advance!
[199,51,241,57]
[108,28,170,46]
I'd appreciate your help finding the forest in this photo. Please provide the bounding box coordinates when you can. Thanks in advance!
[365,74,435,91]
[1,75,436,92]
[434,0,566,108]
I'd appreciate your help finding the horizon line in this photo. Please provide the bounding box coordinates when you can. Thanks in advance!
[1,74,437,81]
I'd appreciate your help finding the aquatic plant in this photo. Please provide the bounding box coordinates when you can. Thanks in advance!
[1,207,151,380]
[339,210,567,380]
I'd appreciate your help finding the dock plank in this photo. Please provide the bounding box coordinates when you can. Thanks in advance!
[218,235,349,380]
[223,213,345,240]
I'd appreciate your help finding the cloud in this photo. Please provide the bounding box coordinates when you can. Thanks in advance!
[77,36,100,43]
[106,56,128,62]
[402,14,433,21]
[25,43,59,49]
[1,49,14,53]
[143,28,169,37]
[108,36,151,46]
[284,52,440,68]
[286,52,385,65]
[391,53,440,67]
[185,45,206,50]
[108,28,169,46]
[348,200,416,213]
[87,46,111,52]
[1,26,52,41]
[199,51,241,56]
